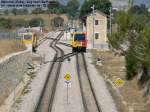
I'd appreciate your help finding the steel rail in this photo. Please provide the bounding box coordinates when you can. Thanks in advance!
[76,53,102,112]
[34,31,64,112]
[56,52,77,62]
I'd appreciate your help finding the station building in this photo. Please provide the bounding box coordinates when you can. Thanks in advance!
[85,10,109,50]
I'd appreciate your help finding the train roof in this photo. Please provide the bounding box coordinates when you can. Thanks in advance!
[21,32,35,35]
[72,32,86,35]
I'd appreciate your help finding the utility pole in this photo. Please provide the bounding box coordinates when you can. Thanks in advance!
[39,21,42,32]
[48,4,51,31]
[128,0,134,9]
[91,4,95,48]
[109,7,112,36]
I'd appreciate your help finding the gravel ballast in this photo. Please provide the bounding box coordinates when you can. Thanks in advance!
[51,44,84,112]
[8,31,118,112]
[10,32,59,112]
[85,52,118,112]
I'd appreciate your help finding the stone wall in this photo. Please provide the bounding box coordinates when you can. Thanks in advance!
[0,51,32,105]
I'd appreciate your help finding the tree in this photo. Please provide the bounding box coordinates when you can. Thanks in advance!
[108,11,149,54]
[12,19,29,27]
[12,8,17,15]
[11,8,28,15]
[108,11,150,80]
[4,10,9,15]
[132,25,150,67]
[48,1,60,9]
[66,0,80,19]
[47,1,62,14]
[130,4,148,14]
[18,9,28,15]
[51,16,64,28]
[48,8,62,14]
[29,18,44,27]
[128,25,150,80]
[80,0,111,21]
[125,49,139,80]
[0,18,12,29]
[32,8,43,15]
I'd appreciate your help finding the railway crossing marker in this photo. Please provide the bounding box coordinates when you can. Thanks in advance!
[64,73,71,81]
[115,78,124,88]
[64,73,71,104]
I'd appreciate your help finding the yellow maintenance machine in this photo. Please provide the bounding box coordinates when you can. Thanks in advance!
[22,32,38,52]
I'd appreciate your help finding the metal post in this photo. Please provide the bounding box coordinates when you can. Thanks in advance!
[109,7,112,36]
[14,86,16,101]
[128,0,134,9]
[49,12,51,30]
[40,21,42,32]
[67,83,69,104]
[91,5,95,48]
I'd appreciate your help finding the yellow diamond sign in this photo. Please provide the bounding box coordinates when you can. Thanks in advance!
[64,73,71,81]
[115,78,124,88]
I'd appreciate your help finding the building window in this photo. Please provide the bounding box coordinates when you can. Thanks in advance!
[95,20,99,25]
[95,33,99,39]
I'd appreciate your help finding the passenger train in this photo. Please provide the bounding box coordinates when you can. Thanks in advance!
[72,32,87,52]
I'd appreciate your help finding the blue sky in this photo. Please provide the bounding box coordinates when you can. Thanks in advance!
[59,0,150,7]
[59,0,84,5]
[134,0,150,6]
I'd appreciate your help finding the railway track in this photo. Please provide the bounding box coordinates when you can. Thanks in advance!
[52,37,101,112]
[34,31,64,112]
[76,53,102,112]
[35,31,77,112]
[46,37,72,48]
[35,31,102,112]
[37,31,56,46]
[58,41,72,47]
[56,52,76,62]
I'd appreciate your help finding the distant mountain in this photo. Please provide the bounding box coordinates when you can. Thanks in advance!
[58,0,150,7]
[112,0,150,7]
[112,0,128,8]
[58,0,84,5]
[134,0,150,7]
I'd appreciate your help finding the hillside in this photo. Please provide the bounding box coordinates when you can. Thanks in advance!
[0,14,68,31]
[0,40,26,58]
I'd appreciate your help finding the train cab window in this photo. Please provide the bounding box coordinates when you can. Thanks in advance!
[95,33,99,39]
[24,34,32,40]
[74,34,85,41]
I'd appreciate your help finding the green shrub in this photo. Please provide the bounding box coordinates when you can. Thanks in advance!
[125,51,139,80]
[32,8,44,15]
[51,17,64,28]
[12,8,17,15]
[29,18,44,27]
[0,18,12,29]
[12,19,29,27]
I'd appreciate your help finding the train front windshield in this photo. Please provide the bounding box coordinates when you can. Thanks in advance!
[74,34,85,41]
[24,34,32,40]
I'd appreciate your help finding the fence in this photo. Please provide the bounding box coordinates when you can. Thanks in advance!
[0,31,17,40]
